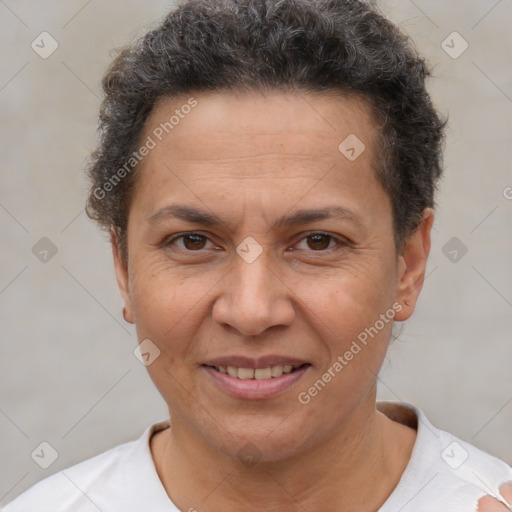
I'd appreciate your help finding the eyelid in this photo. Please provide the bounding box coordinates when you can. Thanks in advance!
[163,230,349,252]
[292,231,349,251]
[163,231,215,249]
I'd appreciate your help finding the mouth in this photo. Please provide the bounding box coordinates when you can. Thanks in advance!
[201,359,311,399]
[204,363,309,380]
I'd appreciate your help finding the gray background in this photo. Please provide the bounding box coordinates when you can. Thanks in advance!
[1,0,511,504]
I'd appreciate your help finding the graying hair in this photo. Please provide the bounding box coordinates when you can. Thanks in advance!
[86,0,446,260]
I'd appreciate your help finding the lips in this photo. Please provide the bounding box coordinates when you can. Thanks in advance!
[201,356,311,399]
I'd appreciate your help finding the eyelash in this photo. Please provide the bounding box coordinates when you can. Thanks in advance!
[163,231,348,253]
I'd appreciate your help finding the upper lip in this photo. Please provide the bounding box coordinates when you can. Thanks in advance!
[202,355,310,369]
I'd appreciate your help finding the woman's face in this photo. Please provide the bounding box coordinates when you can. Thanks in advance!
[113,90,430,461]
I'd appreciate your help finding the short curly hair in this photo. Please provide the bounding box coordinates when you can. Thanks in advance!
[86,0,446,261]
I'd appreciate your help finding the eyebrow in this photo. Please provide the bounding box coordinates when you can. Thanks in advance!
[147,204,360,230]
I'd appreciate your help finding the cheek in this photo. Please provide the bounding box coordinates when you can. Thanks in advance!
[293,255,397,341]
[291,258,397,407]
[310,279,394,373]
[128,265,207,407]
[129,260,203,346]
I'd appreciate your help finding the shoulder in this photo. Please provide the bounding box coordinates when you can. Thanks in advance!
[2,443,131,512]
[2,420,172,512]
[377,401,512,512]
[433,426,512,511]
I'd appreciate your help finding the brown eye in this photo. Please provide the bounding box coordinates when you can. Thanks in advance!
[293,232,345,253]
[165,233,212,251]
[306,233,332,251]
[181,234,207,250]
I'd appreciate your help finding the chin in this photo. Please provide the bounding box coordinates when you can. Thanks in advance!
[201,410,327,465]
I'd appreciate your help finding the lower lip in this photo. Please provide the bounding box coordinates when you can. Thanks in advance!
[202,365,310,400]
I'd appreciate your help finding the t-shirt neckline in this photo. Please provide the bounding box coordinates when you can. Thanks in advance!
[139,400,426,510]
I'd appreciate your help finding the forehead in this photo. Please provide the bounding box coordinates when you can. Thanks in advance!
[141,90,378,167]
[130,90,388,223]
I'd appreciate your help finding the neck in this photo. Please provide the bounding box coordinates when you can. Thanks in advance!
[151,391,416,512]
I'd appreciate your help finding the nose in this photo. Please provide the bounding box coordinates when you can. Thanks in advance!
[212,251,295,337]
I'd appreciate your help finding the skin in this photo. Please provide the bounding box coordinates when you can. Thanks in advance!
[112,90,434,511]
[477,482,512,511]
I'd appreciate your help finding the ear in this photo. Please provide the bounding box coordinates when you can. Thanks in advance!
[111,227,135,324]
[394,208,434,322]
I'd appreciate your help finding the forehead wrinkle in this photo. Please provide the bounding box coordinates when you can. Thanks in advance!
[159,157,350,183]
[185,175,322,182]
[168,153,339,163]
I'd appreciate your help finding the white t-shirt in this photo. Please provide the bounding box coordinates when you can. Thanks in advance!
[3,401,512,512]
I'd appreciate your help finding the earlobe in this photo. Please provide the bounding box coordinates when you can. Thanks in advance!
[111,227,135,324]
[394,209,434,322]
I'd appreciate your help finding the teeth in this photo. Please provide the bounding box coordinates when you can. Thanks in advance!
[214,364,302,379]
[254,367,272,380]
[238,368,255,379]
[271,365,283,377]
